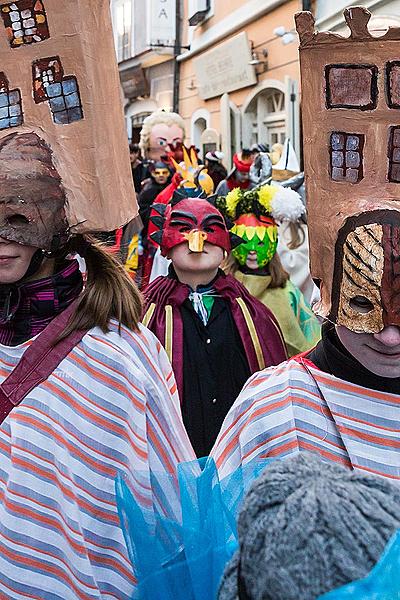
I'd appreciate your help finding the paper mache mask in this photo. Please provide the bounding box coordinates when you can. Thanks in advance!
[170,146,214,197]
[296,6,400,332]
[140,109,185,161]
[0,131,67,250]
[0,0,136,245]
[231,213,278,268]
[217,184,304,269]
[150,190,236,257]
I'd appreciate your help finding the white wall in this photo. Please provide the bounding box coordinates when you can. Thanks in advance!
[316,0,400,31]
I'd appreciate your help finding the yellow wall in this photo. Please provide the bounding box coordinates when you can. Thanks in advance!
[179,0,302,139]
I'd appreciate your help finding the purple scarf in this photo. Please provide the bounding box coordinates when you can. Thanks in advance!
[0,260,83,346]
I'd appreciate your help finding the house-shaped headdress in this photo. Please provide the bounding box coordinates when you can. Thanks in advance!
[296,7,400,333]
[0,0,136,241]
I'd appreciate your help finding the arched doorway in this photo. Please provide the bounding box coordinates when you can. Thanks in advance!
[191,109,210,156]
[193,117,207,152]
[242,82,287,149]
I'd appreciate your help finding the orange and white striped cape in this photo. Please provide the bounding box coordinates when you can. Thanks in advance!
[0,322,195,599]
[211,357,400,483]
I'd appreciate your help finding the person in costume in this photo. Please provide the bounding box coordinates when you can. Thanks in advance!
[129,142,146,193]
[121,161,171,283]
[143,146,215,286]
[0,3,195,598]
[216,150,254,196]
[205,150,228,189]
[142,190,287,457]
[138,160,171,240]
[219,453,400,600]
[218,185,321,357]
[139,108,186,163]
[210,6,400,483]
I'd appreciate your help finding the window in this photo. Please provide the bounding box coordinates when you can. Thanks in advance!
[386,62,400,109]
[0,72,23,130]
[330,132,364,183]
[32,57,83,125]
[325,64,378,110]
[388,127,400,182]
[1,0,49,48]
[188,0,210,26]
[115,0,132,62]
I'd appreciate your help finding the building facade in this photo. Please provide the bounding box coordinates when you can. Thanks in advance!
[315,0,400,33]
[177,0,308,166]
[110,0,177,143]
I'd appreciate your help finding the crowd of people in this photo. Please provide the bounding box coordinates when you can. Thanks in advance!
[0,3,399,600]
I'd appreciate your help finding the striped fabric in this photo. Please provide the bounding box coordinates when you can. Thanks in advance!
[211,357,400,483]
[0,322,195,599]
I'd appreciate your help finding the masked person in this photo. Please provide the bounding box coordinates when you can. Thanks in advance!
[138,161,171,239]
[216,150,254,196]
[205,150,228,189]
[218,185,321,357]
[211,6,400,483]
[142,190,287,457]
[143,146,215,286]
[0,4,195,598]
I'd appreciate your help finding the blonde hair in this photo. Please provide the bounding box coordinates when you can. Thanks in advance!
[139,109,185,157]
[223,252,289,289]
[58,235,143,339]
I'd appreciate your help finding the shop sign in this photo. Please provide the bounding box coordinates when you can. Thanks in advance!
[149,0,176,46]
[194,32,257,100]
[120,66,149,100]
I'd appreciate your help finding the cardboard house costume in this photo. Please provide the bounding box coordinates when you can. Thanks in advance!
[0,3,196,598]
[0,0,136,234]
[211,7,400,483]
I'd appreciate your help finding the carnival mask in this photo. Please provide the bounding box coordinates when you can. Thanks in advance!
[150,193,232,256]
[149,123,184,162]
[330,211,400,333]
[231,213,278,268]
[0,132,68,251]
[171,146,214,197]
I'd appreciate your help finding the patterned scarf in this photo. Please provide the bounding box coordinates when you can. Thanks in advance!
[0,260,83,346]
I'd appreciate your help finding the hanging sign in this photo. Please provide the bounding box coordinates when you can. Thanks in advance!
[149,0,176,47]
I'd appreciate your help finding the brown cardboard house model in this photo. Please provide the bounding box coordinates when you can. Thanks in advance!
[0,0,136,233]
[296,7,400,331]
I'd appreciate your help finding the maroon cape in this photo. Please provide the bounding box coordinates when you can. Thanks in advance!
[142,273,287,401]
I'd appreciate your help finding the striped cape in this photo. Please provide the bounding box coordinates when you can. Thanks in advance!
[0,322,195,599]
[211,357,400,483]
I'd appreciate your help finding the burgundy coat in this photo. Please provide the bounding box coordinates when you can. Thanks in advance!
[142,272,287,401]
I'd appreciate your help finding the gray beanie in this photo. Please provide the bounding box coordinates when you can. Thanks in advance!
[218,452,400,600]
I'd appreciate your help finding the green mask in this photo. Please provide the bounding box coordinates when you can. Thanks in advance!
[232,224,278,268]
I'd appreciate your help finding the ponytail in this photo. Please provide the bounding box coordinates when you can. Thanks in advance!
[59,235,143,338]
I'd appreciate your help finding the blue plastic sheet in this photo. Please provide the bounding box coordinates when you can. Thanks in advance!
[319,529,400,599]
[116,457,270,600]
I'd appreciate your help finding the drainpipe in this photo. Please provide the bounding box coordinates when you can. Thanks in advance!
[173,0,181,112]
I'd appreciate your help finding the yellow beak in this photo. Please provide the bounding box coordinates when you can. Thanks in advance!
[184,230,208,252]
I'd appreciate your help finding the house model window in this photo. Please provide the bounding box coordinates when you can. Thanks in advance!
[1,0,49,48]
[388,126,400,182]
[386,62,400,109]
[330,132,364,183]
[32,56,83,125]
[325,64,378,110]
[0,72,23,130]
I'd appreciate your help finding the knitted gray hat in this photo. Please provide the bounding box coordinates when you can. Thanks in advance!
[218,452,400,600]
